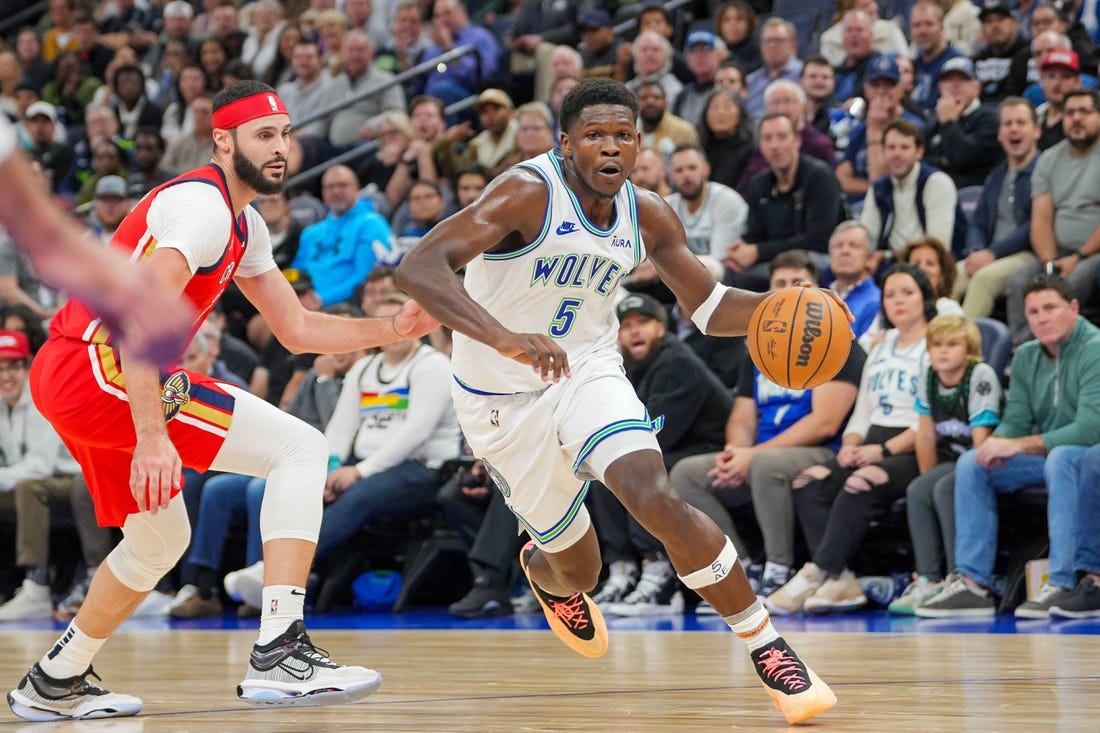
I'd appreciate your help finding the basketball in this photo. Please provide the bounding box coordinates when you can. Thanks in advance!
[747,287,852,390]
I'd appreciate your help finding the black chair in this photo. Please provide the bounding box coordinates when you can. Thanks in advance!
[974,316,1012,377]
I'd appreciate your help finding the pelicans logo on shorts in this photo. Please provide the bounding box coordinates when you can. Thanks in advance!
[161,370,192,422]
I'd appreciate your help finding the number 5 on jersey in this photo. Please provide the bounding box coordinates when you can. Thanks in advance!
[549,297,584,338]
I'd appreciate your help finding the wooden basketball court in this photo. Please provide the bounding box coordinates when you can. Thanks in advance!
[1,627,1096,731]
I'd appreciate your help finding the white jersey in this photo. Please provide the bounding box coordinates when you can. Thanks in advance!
[452,151,643,394]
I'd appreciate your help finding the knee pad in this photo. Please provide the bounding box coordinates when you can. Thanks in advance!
[106,498,191,592]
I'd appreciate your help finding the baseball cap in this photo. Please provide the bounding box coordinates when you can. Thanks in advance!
[865,55,900,84]
[615,293,668,326]
[163,0,194,20]
[25,101,56,122]
[1040,48,1080,74]
[979,0,1015,20]
[0,331,30,360]
[475,88,514,110]
[94,175,129,199]
[940,56,977,80]
[283,268,314,294]
[685,30,717,49]
[578,9,613,29]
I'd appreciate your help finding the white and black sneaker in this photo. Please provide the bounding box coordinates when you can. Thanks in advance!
[605,559,684,617]
[237,620,382,707]
[7,664,142,721]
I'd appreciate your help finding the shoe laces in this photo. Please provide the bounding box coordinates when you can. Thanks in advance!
[784,565,822,595]
[936,575,976,601]
[288,629,334,665]
[547,594,590,631]
[755,647,809,692]
[66,667,107,697]
[621,573,666,603]
[1031,583,1064,604]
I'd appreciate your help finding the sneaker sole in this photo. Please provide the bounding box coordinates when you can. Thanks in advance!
[7,691,142,721]
[1049,606,1100,619]
[761,665,837,725]
[449,604,513,619]
[237,673,383,707]
[1013,608,1053,620]
[519,543,608,659]
[805,595,867,615]
[606,592,685,617]
[914,606,995,618]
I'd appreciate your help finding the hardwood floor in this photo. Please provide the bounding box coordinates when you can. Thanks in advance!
[1,628,1096,731]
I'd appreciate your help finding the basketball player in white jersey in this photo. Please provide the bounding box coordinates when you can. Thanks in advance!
[398,78,842,725]
[0,114,191,366]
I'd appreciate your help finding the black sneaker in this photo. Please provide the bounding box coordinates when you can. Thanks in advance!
[1050,577,1100,619]
[605,559,684,617]
[449,581,513,619]
[7,664,142,721]
[237,619,382,706]
[519,541,608,658]
[751,637,837,725]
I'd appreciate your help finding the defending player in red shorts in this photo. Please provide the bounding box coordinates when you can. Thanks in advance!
[6,80,436,722]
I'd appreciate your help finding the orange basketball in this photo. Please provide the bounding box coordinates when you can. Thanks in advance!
[747,287,852,390]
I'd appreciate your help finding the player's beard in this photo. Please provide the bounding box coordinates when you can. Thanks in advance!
[233,147,286,195]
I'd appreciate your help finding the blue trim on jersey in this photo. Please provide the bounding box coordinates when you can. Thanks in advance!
[164,164,247,273]
[547,153,619,237]
[452,375,520,396]
[512,481,590,545]
[483,162,553,261]
[971,409,1000,428]
[571,416,663,474]
[626,181,642,268]
[188,382,236,412]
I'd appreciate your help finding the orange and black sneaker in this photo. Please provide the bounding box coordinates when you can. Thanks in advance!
[519,541,608,659]
[750,637,837,725]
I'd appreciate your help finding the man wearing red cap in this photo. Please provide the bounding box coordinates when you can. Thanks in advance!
[1037,48,1083,150]
[6,81,437,722]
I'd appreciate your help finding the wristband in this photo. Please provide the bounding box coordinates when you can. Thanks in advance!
[1074,248,1088,259]
[881,443,893,458]
[690,282,730,335]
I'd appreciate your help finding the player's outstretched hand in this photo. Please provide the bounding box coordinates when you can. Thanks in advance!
[495,332,571,382]
[393,299,441,340]
[130,434,182,515]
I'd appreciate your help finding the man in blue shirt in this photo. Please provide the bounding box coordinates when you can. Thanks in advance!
[417,0,501,107]
[910,1,963,110]
[293,165,394,306]
[826,221,881,338]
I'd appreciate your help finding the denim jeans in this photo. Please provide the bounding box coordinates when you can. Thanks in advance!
[187,473,266,572]
[315,460,441,559]
[1074,444,1100,576]
[954,445,1085,589]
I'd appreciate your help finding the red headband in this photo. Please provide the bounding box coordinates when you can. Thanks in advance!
[212,92,289,130]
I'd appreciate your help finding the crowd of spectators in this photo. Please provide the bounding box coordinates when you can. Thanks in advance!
[2,0,1100,624]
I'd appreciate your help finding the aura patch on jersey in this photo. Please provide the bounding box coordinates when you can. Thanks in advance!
[359,388,409,414]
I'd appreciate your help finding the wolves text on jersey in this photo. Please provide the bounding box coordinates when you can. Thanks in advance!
[530,252,625,297]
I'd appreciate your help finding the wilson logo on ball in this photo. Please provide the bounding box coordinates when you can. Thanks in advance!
[794,300,825,368]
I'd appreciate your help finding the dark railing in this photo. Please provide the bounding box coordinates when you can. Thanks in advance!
[292,44,476,131]
[287,95,478,189]
[0,1,46,37]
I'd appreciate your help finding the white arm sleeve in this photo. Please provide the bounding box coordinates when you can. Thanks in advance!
[147,183,234,274]
[0,116,15,164]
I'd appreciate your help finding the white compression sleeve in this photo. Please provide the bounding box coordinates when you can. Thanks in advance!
[209,384,326,545]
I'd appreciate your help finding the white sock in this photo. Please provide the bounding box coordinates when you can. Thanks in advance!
[725,598,780,652]
[257,585,305,645]
[39,621,106,679]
